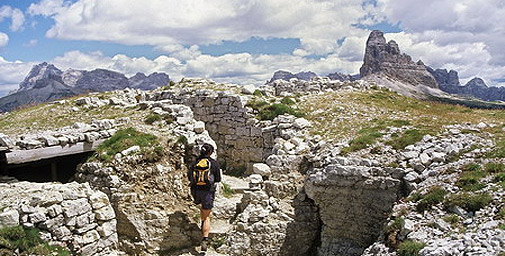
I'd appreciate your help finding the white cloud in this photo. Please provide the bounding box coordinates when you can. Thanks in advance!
[0,32,8,47]
[0,5,25,31]
[0,57,36,96]
[377,0,505,73]
[23,39,38,47]
[29,0,372,55]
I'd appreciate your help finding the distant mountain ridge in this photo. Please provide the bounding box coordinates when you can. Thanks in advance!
[0,62,169,112]
[267,70,358,83]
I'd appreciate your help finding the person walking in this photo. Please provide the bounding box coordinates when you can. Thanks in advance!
[188,143,221,252]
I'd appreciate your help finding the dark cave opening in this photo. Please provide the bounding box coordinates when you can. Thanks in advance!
[0,152,93,183]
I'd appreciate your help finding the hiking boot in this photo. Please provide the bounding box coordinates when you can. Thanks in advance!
[201,240,208,252]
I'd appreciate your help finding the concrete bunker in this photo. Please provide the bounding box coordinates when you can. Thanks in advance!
[0,140,103,183]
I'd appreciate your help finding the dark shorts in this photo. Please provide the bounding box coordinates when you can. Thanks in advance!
[191,188,215,209]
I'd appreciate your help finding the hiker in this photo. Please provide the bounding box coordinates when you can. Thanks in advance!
[188,143,221,252]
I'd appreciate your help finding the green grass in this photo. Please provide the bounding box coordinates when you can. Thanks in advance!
[387,129,426,150]
[444,192,493,212]
[341,127,383,154]
[416,186,448,212]
[397,240,425,256]
[253,90,264,96]
[280,96,296,105]
[498,207,505,219]
[462,163,482,172]
[485,138,505,158]
[93,127,162,162]
[221,183,235,198]
[144,113,163,124]
[386,217,404,234]
[456,169,487,191]
[442,214,460,225]
[0,226,70,255]
[246,99,304,121]
[484,162,505,173]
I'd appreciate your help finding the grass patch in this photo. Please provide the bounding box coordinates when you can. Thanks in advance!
[246,99,304,121]
[0,226,70,255]
[144,113,162,124]
[456,169,487,192]
[221,183,235,198]
[341,127,383,154]
[498,207,505,219]
[253,89,264,96]
[387,129,426,150]
[485,138,505,158]
[444,192,493,212]
[462,163,482,172]
[280,96,296,105]
[494,173,505,189]
[93,127,161,162]
[397,240,425,256]
[386,217,404,234]
[484,162,505,173]
[415,186,448,212]
[442,214,460,225]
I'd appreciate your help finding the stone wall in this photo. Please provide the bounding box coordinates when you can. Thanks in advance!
[0,119,119,152]
[147,86,277,169]
[0,181,118,255]
[305,157,405,256]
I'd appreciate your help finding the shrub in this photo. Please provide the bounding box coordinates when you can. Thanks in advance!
[484,162,505,173]
[253,90,264,96]
[397,240,425,256]
[444,192,493,212]
[416,186,447,212]
[0,226,70,255]
[387,129,425,150]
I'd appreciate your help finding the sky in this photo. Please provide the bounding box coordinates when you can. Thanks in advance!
[0,0,505,97]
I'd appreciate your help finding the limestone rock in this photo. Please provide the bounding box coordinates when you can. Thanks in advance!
[360,30,438,88]
[0,209,20,228]
[252,163,271,177]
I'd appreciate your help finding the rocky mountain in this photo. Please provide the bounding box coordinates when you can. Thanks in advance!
[268,70,318,83]
[0,62,170,112]
[360,30,438,89]
[429,67,505,102]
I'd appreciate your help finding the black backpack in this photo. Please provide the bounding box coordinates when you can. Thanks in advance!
[190,158,215,187]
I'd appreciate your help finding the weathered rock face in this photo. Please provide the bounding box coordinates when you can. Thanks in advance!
[360,30,438,89]
[327,72,358,82]
[305,157,405,256]
[0,62,170,113]
[431,68,505,102]
[268,70,318,83]
[0,182,118,256]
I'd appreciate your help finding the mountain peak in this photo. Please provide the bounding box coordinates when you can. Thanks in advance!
[18,62,63,92]
[360,30,438,89]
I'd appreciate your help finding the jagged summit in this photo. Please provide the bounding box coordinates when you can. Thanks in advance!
[360,30,438,89]
[0,63,170,112]
[18,62,64,92]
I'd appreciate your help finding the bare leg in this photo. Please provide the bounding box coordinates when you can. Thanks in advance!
[201,208,211,237]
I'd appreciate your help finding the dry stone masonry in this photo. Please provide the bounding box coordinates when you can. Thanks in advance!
[0,182,118,255]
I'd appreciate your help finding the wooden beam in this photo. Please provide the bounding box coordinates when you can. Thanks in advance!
[4,139,105,165]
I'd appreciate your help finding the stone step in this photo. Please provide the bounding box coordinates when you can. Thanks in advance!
[221,175,249,193]
[210,219,234,236]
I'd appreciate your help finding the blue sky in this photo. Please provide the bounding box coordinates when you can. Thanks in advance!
[0,0,504,96]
